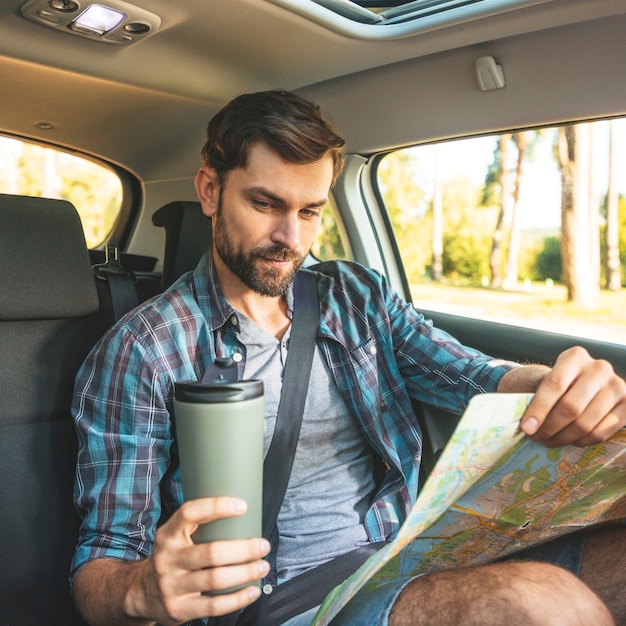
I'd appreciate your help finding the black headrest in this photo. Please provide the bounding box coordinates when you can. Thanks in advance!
[152,200,212,288]
[0,194,99,320]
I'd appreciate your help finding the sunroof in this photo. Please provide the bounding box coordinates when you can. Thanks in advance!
[269,0,539,38]
[310,0,488,25]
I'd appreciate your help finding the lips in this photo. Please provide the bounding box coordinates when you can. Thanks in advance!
[255,249,301,264]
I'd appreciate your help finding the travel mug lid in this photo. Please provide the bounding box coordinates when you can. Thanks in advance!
[174,379,263,404]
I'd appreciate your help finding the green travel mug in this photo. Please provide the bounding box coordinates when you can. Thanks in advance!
[174,380,264,593]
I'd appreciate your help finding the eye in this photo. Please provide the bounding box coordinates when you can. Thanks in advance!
[253,199,273,210]
[301,208,322,219]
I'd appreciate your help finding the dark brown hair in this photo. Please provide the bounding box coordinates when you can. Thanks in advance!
[201,91,345,185]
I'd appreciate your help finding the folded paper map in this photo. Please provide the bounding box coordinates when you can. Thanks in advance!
[312,393,626,625]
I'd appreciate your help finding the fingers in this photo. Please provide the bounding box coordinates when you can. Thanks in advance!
[178,536,271,575]
[155,496,270,572]
[182,555,270,596]
[149,536,270,623]
[161,582,263,622]
[160,496,248,543]
[521,347,626,447]
[142,497,271,624]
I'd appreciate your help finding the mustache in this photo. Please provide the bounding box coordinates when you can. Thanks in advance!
[251,245,303,263]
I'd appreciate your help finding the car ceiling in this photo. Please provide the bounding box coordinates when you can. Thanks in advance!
[1,0,625,182]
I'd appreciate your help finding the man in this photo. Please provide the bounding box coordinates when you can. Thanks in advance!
[71,91,626,626]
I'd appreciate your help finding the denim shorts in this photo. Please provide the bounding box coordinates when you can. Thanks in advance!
[282,530,590,626]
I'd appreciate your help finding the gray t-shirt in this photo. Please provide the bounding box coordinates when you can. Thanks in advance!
[238,314,376,582]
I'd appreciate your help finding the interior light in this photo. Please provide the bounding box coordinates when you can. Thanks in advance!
[71,4,125,35]
[21,0,161,44]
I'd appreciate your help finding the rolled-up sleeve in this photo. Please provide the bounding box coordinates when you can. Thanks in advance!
[70,323,173,579]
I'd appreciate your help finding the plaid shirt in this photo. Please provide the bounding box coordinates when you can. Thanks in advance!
[71,253,514,577]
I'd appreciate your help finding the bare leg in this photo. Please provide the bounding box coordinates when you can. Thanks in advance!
[389,560,614,626]
[580,526,626,626]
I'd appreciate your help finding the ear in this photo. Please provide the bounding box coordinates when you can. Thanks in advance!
[194,166,220,218]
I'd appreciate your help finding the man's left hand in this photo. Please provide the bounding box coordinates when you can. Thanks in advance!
[499,346,626,447]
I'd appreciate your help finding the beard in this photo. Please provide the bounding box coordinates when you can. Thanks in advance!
[213,196,306,297]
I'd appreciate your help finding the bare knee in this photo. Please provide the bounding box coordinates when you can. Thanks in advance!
[389,560,614,626]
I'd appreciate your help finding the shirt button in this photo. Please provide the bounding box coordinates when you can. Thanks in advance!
[230,315,238,325]
[233,352,243,362]
[370,345,377,355]
[263,584,273,595]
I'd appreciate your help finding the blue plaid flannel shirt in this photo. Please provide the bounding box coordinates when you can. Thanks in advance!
[71,253,514,578]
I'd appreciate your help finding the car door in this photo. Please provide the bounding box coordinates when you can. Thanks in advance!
[321,120,626,476]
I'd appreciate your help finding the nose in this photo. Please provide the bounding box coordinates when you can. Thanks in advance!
[271,213,300,251]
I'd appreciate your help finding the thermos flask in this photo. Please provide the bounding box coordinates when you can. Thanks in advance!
[173,379,264,592]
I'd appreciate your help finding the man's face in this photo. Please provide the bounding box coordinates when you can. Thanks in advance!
[209,142,334,297]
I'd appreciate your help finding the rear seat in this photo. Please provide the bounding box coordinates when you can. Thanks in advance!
[0,194,99,625]
[0,196,213,624]
[0,192,452,625]
[152,200,212,289]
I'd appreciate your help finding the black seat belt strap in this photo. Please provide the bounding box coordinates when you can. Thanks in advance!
[236,541,386,626]
[262,270,319,542]
[93,243,138,323]
[209,270,319,626]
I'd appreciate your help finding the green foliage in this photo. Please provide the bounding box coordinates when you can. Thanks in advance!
[378,151,433,284]
[440,177,496,283]
[311,206,346,260]
[530,236,563,282]
[379,150,499,285]
[442,232,491,282]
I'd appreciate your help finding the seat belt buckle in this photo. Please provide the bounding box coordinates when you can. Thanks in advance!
[93,243,136,281]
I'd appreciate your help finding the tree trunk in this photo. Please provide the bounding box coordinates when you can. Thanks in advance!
[556,124,599,308]
[489,134,512,288]
[587,124,601,292]
[606,120,621,291]
[431,144,443,282]
[503,132,527,289]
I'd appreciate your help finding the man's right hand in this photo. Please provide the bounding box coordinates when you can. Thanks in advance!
[74,497,270,626]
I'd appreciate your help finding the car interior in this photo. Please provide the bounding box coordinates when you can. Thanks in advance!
[0,0,625,623]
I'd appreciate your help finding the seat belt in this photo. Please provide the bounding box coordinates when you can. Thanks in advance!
[261,270,319,543]
[93,243,139,324]
[235,540,386,626]
[208,270,318,626]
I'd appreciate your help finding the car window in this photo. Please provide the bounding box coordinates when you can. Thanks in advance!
[0,135,123,248]
[311,200,350,261]
[376,118,626,344]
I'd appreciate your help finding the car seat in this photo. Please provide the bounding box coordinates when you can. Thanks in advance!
[0,194,99,625]
[151,200,212,290]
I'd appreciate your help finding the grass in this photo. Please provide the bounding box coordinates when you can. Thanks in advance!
[409,281,626,344]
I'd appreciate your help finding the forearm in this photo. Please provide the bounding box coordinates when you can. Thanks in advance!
[73,558,155,626]
[497,363,550,393]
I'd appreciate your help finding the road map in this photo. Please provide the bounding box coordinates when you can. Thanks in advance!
[312,393,626,625]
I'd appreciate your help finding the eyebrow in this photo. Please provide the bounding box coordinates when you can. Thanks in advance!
[246,186,328,210]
